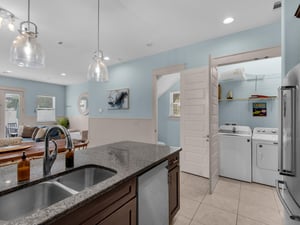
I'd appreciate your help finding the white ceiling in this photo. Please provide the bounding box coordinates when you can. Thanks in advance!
[0,0,281,86]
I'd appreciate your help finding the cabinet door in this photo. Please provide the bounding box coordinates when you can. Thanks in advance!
[169,166,180,220]
[98,198,136,225]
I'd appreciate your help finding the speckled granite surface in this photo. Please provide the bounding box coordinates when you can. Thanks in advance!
[0,141,181,225]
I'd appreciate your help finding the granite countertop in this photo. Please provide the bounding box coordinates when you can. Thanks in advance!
[0,141,181,225]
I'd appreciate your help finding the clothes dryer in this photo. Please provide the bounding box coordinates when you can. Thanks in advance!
[252,127,281,186]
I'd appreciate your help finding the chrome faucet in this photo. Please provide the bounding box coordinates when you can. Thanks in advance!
[43,125,74,176]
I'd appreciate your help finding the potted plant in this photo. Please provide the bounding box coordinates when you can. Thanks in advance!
[57,117,70,129]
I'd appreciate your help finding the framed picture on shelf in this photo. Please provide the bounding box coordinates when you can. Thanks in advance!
[107,88,129,110]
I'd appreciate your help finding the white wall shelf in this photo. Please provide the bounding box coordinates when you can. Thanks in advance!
[219,96,277,102]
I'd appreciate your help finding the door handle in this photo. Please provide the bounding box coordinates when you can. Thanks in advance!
[279,86,297,176]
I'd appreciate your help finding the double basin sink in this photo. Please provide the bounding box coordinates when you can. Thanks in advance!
[0,165,116,221]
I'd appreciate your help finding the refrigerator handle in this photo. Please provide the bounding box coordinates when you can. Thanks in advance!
[276,180,300,221]
[279,86,297,176]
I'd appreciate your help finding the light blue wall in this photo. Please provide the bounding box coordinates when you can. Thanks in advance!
[0,76,65,117]
[89,22,281,118]
[66,82,88,117]
[158,81,180,146]
[218,57,281,129]
[282,0,300,74]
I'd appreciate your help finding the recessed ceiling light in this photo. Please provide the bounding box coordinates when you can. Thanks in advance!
[223,17,234,24]
[3,70,12,73]
[5,180,11,184]
[61,73,67,76]
[104,56,110,61]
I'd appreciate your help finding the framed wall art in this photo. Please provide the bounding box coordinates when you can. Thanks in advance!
[107,88,129,110]
[253,102,267,117]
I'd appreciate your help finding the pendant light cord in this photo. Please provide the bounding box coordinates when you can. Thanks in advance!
[97,0,100,54]
[27,0,30,22]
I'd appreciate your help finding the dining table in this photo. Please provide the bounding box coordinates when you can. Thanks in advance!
[0,139,86,165]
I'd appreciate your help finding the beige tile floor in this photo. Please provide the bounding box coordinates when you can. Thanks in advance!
[171,172,285,225]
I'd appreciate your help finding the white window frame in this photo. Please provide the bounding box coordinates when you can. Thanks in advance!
[169,91,180,117]
[36,95,56,122]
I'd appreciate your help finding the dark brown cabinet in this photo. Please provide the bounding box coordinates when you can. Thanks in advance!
[51,152,180,225]
[52,178,136,225]
[98,198,136,225]
[168,152,180,221]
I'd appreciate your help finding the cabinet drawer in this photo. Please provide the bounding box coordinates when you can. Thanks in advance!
[52,178,136,225]
[97,198,136,225]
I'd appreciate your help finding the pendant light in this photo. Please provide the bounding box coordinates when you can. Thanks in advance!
[87,0,109,82]
[0,8,16,32]
[10,0,45,68]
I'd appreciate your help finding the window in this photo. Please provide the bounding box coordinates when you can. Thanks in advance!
[36,95,56,122]
[170,91,180,117]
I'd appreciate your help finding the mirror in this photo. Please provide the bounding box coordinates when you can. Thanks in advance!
[78,92,89,115]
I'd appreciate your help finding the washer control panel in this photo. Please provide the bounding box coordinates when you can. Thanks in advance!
[253,128,278,135]
[252,127,278,142]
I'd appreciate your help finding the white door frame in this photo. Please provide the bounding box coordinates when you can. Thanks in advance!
[211,46,281,67]
[0,86,25,138]
[152,64,185,143]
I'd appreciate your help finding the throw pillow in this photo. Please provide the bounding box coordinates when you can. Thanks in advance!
[22,126,36,138]
[35,128,47,139]
[31,128,40,140]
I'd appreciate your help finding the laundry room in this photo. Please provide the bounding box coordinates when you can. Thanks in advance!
[218,56,281,128]
[218,56,282,186]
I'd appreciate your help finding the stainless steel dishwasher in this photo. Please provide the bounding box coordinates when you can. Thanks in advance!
[138,160,169,225]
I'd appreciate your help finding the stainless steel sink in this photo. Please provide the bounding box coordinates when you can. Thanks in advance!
[55,165,116,191]
[0,181,73,221]
[0,165,116,221]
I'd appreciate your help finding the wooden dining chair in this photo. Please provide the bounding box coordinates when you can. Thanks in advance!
[6,122,18,137]
[73,140,89,150]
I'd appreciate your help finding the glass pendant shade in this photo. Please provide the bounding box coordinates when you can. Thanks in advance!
[10,0,45,69]
[0,8,16,32]
[88,52,108,82]
[87,0,109,82]
[10,31,45,68]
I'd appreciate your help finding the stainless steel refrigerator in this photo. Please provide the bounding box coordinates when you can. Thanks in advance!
[277,63,300,224]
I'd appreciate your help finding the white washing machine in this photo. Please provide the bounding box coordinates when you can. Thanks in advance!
[252,127,281,186]
[219,125,252,182]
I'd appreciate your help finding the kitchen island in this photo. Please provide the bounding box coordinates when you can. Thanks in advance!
[0,141,181,225]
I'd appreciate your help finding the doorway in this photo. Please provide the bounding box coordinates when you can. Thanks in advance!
[210,46,281,192]
[156,72,181,146]
[0,87,24,138]
[152,64,185,144]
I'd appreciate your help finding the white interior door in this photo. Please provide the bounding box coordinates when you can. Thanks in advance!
[180,67,209,177]
[209,61,219,193]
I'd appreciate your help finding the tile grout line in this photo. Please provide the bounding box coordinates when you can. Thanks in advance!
[188,187,209,225]
[237,182,282,225]
[235,181,242,225]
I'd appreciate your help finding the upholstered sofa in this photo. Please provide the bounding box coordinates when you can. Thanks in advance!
[18,125,62,142]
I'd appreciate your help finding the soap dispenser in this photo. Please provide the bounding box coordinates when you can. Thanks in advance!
[65,149,74,168]
[17,151,30,182]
